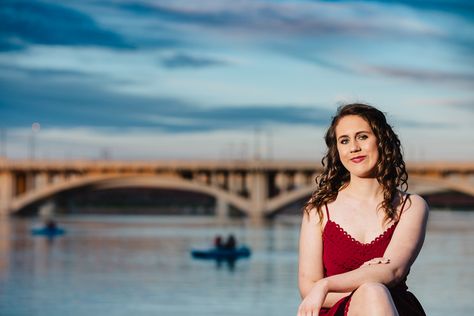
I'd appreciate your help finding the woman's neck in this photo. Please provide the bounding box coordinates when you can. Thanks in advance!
[342,176,384,202]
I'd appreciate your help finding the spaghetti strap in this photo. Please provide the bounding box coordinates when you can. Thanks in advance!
[324,203,330,221]
[396,194,411,222]
[400,194,410,213]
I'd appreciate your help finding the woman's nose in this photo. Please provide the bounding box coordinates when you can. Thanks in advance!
[350,141,361,153]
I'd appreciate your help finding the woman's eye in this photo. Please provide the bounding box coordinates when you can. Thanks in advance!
[358,134,368,140]
[340,139,349,144]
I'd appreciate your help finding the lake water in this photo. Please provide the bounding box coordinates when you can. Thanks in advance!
[0,210,473,315]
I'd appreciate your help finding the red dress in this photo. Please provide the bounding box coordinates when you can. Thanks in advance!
[319,196,426,316]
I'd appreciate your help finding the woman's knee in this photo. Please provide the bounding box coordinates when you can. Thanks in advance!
[356,282,391,299]
[347,282,397,316]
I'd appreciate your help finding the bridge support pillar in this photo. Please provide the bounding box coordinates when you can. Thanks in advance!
[216,197,228,221]
[249,171,268,222]
[35,172,48,190]
[0,172,13,217]
[228,173,239,193]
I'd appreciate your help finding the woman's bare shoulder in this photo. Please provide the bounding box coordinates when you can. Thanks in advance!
[303,206,321,220]
[302,206,326,232]
[399,192,429,218]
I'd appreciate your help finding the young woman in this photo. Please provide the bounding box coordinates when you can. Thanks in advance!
[298,103,428,316]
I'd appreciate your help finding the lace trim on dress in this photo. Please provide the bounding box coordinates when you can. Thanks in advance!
[326,220,397,247]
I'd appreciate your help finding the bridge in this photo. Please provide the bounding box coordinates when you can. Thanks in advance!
[0,158,473,221]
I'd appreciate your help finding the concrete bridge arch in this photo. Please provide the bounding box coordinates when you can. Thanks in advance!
[1,159,473,220]
[9,174,250,218]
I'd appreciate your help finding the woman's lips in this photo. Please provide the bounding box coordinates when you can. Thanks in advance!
[350,156,366,163]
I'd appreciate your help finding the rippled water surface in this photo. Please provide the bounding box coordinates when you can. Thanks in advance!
[0,210,473,315]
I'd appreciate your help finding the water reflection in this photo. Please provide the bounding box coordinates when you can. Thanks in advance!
[215,258,237,271]
[0,218,10,278]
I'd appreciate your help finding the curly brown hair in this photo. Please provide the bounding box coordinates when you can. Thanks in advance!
[304,103,408,224]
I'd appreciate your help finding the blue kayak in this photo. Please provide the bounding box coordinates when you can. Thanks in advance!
[31,227,66,237]
[191,246,251,260]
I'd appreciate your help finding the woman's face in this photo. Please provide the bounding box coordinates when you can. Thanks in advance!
[335,115,379,178]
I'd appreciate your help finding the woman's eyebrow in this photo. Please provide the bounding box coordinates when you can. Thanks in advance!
[337,130,371,140]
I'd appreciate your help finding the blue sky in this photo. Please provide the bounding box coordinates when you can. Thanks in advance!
[0,0,473,161]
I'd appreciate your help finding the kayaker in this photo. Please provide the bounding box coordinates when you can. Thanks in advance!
[224,234,236,250]
[214,235,224,249]
[45,219,57,231]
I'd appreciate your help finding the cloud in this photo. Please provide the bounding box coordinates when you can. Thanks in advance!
[0,0,131,51]
[0,65,331,133]
[332,0,474,18]
[113,1,473,75]
[143,105,333,133]
[161,53,229,69]
[0,64,93,79]
[118,2,243,27]
[3,1,472,67]
[359,64,474,86]
[273,47,357,73]
[268,45,474,87]
[116,0,440,38]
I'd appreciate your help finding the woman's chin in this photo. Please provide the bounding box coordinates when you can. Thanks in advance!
[347,167,377,179]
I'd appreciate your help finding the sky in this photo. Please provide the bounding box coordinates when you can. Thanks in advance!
[0,0,473,162]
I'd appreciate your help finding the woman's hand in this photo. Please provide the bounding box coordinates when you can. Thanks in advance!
[297,279,329,316]
[360,257,390,267]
